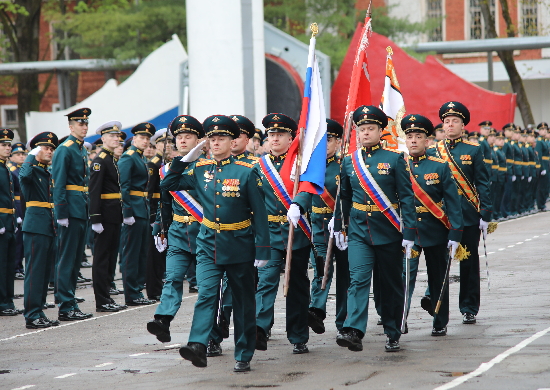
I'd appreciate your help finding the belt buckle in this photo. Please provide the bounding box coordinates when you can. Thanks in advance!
[278,216,285,223]
[183,216,190,223]
[213,222,221,233]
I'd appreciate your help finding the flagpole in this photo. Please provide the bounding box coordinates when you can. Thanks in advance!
[283,23,318,297]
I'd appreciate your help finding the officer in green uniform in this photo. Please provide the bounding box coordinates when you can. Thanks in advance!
[402,114,463,336]
[52,108,93,321]
[162,115,270,372]
[20,132,60,327]
[525,129,537,212]
[478,121,494,172]
[500,124,516,219]
[510,125,524,217]
[492,131,507,220]
[0,129,20,316]
[119,122,156,306]
[146,115,205,343]
[8,142,26,280]
[332,105,416,352]
[253,113,312,355]
[427,101,492,325]
[518,129,531,215]
[536,123,549,211]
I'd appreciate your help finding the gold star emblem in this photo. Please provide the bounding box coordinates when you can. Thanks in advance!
[83,109,88,113]
[212,117,220,122]
[447,102,455,107]
[47,133,53,138]
[272,115,280,121]
[179,117,187,122]
[145,123,150,128]
[410,115,416,121]
[362,107,369,113]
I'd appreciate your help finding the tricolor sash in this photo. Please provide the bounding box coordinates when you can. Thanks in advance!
[259,156,312,240]
[435,142,480,212]
[160,165,203,222]
[351,150,402,231]
[319,187,336,211]
[408,163,451,229]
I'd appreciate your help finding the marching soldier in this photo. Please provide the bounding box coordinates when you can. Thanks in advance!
[9,142,26,280]
[89,121,127,312]
[51,108,93,321]
[492,131,507,221]
[518,129,531,215]
[402,114,462,336]
[427,101,492,325]
[20,132,60,328]
[434,123,445,142]
[500,124,516,219]
[535,123,549,211]
[118,123,156,306]
[162,115,270,372]
[254,113,312,354]
[332,105,416,352]
[146,115,204,343]
[478,121,494,172]
[510,125,524,218]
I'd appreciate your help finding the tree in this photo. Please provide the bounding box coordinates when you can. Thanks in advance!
[480,0,534,126]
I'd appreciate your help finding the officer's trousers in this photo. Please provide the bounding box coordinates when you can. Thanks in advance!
[23,232,54,321]
[459,225,481,315]
[256,246,310,344]
[0,230,16,311]
[344,239,404,341]
[210,274,232,344]
[55,218,87,313]
[189,259,256,363]
[146,233,166,300]
[121,218,149,302]
[92,222,121,307]
[492,181,504,219]
[537,173,549,209]
[501,175,513,217]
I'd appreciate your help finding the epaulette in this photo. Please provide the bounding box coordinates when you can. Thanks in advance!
[248,156,260,161]
[126,150,135,156]
[427,145,436,149]
[463,140,479,146]
[63,140,74,147]
[427,156,446,164]
[195,159,216,167]
[151,156,160,164]
[345,152,352,157]
[9,165,16,171]
[235,160,254,169]
[98,152,107,159]
[383,147,401,154]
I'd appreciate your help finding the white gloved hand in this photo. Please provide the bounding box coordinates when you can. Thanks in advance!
[14,226,18,233]
[447,240,460,259]
[29,146,41,156]
[16,217,22,225]
[254,260,268,268]
[150,223,154,228]
[511,175,517,182]
[123,216,135,225]
[154,236,167,252]
[181,140,207,162]
[528,176,532,182]
[287,203,301,228]
[0,227,5,235]
[328,216,335,236]
[334,232,348,251]
[92,223,104,234]
[57,218,69,227]
[402,239,414,258]
[521,176,525,180]
[479,219,489,239]
[541,170,546,176]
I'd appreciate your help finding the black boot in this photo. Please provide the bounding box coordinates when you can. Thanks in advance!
[147,317,171,343]
[255,326,268,351]
[308,308,325,334]
[179,342,207,368]
[336,328,363,351]
[206,339,222,357]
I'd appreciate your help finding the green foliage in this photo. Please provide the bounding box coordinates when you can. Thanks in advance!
[45,0,186,61]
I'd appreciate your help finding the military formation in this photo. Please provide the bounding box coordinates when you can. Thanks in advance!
[1,101,549,373]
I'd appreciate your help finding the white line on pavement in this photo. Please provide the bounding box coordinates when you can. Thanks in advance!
[498,248,505,251]
[164,344,181,348]
[94,363,113,367]
[516,242,523,244]
[525,238,532,241]
[434,325,550,390]
[129,353,149,357]
[534,235,540,238]
[11,386,35,390]
[487,252,494,255]
[508,245,515,248]
[55,373,77,379]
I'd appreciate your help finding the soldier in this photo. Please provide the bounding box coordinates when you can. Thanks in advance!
[113,132,126,161]
[331,106,416,352]
[402,114,462,336]
[118,123,156,306]
[51,108,94,321]
[162,115,270,372]
[510,125,524,218]
[20,132,60,328]
[254,113,312,355]
[247,128,263,156]
[146,115,204,343]
[468,131,480,145]
[478,121,494,172]
[500,124,516,219]
[527,129,539,213]
[518,129,531,215]
[292,119,349,335]
[492,131,507,221]
[434,123,445,142]
[427,101,492,325]
[89,121,127,312]
[535,123,549,211]
[9,142,26,280]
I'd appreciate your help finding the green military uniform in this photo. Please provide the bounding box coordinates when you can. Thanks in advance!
[164,115,270,369]
[334,106,416,352]
[511,128,524,216]
[51,108,92,319]
[478,121,494,173]
[0,129,18,316]
[525,132,538,212]
[492,132,507,220]
[500,125,516,219]
[427,102,492,322]
[518,133,531,214]
[118,122,155,305]
[535,123,549,211]
[400,115,463,334]
[20,132,60,327]
[7,143,26,278]
[147,115,205,344]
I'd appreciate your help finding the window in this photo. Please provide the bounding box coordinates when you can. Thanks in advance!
[427,0,443,42]
[469,0,495,40]
[1,105,18,129]
[521,0,538,36]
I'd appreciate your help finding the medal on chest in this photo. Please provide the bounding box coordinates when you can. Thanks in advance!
[222,179,240,197]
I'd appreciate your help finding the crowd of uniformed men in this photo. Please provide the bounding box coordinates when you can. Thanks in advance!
[0,101,548,372]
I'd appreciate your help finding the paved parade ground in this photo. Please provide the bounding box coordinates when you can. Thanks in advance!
[1,211,550,390]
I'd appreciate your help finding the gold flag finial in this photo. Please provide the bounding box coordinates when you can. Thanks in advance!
[310,23,318,37]
[386,46,393,56]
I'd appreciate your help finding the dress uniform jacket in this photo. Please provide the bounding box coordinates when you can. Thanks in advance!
[119,145,149,220]
[0,157,16,311]
[479,137,493,173]
[147,153,163,223]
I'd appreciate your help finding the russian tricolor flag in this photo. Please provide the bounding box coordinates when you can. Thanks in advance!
[280,32,327,195]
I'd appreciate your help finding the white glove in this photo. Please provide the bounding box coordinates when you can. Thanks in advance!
[123,216,135,225]
[479,219,489,239]
[14,226,18,233]
[0,227,5,234]
[402,239,414,258]
[287,204,301,228]
[254,259,268,268]
[541,170,546,176]
[528,176,532,182]
[334,232,348,251]
[154,236,167,252]
[181,140,207,162]
[521,176,525,180]
[328,216,335,236]
[511,175,517,182]
[447,240,459,259]
[150,223,154,227]
[29,146,41,156]
[92,223,104,234]
[57,218,69,227]
[16,217,22,225]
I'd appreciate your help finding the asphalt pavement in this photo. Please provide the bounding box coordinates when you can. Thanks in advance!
[1,211,549,390]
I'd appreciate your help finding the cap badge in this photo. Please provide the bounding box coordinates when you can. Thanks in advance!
[212,117,220,123]
[113,125,119,131]
[83,109,88,114]
[179,117,187,122]
[362,107,369,113]
[232,116,239,121]
[145,123,150,129]
[274,123,278,127]
[409,115,416,121]
[272,115,280,121]
[3,130,7,134]
[214,126,219,130]
[447,102,455,108]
